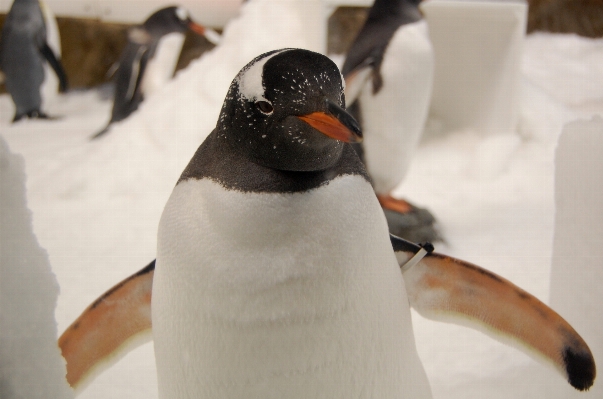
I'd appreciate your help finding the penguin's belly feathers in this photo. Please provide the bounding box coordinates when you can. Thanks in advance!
[360,20,434,194]
[153,175,431,399]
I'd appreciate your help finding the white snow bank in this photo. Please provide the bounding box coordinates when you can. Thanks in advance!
[0,136,73,399]
[546,115,603,398]
[522,33,603,107]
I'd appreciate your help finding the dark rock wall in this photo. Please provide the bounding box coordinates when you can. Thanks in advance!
[55,18,128,89]
[528,0,603,37]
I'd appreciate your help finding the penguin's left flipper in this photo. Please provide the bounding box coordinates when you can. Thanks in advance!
[391,235,596,391]
[343,59,374,105]
[58,260,155,391]
[38,42,68,92]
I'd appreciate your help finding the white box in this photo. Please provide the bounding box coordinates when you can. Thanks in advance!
[422,0,528,134]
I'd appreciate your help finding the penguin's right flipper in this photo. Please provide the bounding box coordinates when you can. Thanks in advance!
[124,27,153,100]
[391,235,596,391]
[343,59,374,105]
[39,42,68,92]
[59,260,155,391]
[125,45,150,104]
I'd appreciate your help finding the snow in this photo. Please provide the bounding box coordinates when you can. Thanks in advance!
[0,0,602,396]
[545,116,603,398]
[0,137,73,399]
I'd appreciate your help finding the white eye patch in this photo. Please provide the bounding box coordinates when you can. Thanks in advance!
[175,7,189,21]
[236,49,290,102]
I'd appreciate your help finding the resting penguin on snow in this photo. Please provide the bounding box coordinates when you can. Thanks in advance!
[342,0,436,242]
[59,49,595,397]
[0,0,68,122]
[92,6,220,139]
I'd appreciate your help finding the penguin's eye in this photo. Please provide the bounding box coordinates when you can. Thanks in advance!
[255,101,274,115]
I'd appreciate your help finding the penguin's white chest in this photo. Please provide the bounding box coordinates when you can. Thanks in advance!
[152,175,431,399]
[140,33,185,97]
[360,20,434,193]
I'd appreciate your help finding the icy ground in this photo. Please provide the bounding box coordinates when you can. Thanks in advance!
[1,1,603,397]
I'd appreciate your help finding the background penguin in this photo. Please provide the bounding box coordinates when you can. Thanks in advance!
[92,6,220,139]
[58,49,595,397]
[0,0,68,122]
[341,0,435,243]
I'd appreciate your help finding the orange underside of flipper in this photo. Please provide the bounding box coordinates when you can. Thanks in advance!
[58,261,155,389]
[402,252,595,391]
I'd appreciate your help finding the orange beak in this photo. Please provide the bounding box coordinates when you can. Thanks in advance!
[297,99,362,143]
[188,21,206,35]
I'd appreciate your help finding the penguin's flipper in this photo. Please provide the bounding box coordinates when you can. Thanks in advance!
[59,260,155,390]
[125,45,150,103]
[343,60,374,105]
[38,42,68,92]
[390,235,596,391]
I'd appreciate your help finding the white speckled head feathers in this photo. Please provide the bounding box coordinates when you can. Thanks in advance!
[236,49,290,102]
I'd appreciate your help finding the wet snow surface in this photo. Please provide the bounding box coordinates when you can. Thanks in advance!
[1,1,602,397]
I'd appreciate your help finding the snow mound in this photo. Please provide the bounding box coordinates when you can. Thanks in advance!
[545,115,603,398]
[522,33,603,107]
[0,136,73,399]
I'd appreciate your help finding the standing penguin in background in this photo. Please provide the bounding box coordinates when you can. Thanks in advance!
[58,49,595,397]
[342,0,435,242]
[92,6,220,139]
[0,0,68,122]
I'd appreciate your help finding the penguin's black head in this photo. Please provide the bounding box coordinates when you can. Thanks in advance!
[144,6,207,37]
[217,49,362,172]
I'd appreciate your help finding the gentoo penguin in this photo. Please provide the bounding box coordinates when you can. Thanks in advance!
[92,6,220,139]
[0,0,68,122]
[58,49,595,396]
[342,0,435,242]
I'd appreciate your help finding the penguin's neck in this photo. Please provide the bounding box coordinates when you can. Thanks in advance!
[177,130,370,194]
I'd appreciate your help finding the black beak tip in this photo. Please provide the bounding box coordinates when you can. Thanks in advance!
[325,99,363,140]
